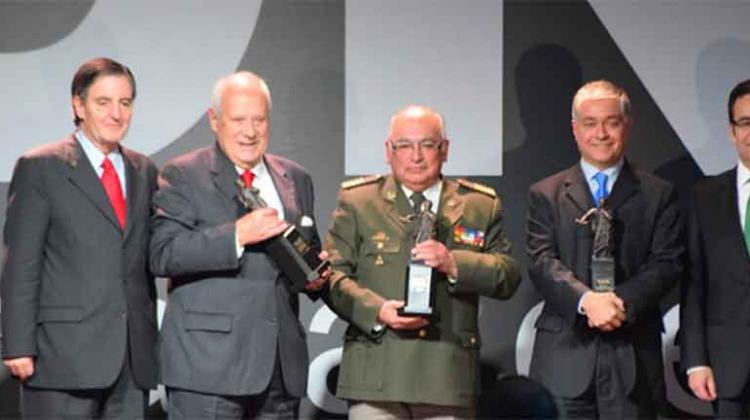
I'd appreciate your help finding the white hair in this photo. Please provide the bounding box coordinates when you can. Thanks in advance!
[571,79,630,119]
[210,71,272,115]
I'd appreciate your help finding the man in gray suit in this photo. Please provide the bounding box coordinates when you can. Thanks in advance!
[150,71,326,419]
[1,57,159,418]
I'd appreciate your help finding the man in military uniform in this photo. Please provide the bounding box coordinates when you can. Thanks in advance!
[324,105,521,419]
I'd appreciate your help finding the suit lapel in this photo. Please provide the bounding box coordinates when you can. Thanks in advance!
[210,144,243,214]
[380,175,412,235]
[64,136,123,232]
[605,161,639,211]
[121,148,152,241]
[265,155,299,224]
[563,165,593,214]
[716,169,750,272]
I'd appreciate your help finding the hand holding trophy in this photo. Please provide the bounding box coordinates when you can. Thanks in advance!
[236,179,330,292]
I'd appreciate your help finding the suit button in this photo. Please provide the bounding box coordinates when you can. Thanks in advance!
[418,329,426,338]
[119,312,126,319]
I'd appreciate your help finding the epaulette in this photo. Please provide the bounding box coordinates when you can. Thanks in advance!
[457,178,496,197]
[341,174,383,190]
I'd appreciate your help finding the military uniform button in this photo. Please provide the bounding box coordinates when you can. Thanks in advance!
[470,336,476,345]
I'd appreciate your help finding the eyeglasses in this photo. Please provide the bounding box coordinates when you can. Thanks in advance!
[732,118,750,130]
[389,139,444,154]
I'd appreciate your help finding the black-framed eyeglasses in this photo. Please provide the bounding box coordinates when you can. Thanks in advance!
[732,118,750,129]
[389,138,444,153]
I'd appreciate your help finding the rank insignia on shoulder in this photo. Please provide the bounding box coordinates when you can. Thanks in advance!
[457,179,496,197]
[341,174,383,190]
[453,225,486,248]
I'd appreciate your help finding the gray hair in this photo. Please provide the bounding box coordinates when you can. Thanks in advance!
[571,80,630,119]
[210,71,272,116]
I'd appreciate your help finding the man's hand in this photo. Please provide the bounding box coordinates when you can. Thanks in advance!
[411,240,458,278]
[305,250,331,292]
[581,291,626,331]
[377,300,429,330]
[236,208,288,246]
[688,368,717,402]
[3,357,34,381]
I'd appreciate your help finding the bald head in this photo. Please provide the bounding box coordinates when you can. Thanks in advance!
[389,105,445,140]
[210,71,272,116]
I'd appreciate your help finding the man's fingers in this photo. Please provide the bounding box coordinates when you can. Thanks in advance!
[707,374,717,400]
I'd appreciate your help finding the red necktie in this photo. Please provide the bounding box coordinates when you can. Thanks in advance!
[101,157,126,229]
[241,169,255,188]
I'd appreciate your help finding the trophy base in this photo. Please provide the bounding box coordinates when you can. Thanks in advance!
[397,306,434,317]
[399,262,434,317]
[591,255,615,292]
[264,226,329,293]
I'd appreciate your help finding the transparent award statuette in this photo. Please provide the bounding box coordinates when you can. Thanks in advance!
[576,203,615,292]
[398,199,437,317]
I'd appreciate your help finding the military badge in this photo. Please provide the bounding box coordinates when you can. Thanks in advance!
[453,225,485,248]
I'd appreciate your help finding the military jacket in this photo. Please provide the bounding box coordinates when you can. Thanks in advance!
[324,174,520,407]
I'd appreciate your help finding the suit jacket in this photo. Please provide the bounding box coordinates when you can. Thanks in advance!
[150,144,319,397]
[681,168,750,398]
[526,161,683,399]
[0,134,159,390]
[324,175,520,407]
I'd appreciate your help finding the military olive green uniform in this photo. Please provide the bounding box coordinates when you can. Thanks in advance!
[324,174,521,408]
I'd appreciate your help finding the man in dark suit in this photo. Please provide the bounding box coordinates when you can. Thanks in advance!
[150,71,326,419]
[0,57,159,418]
[324,105,520,419]
[527,80,683,419]
[681,78,750,417]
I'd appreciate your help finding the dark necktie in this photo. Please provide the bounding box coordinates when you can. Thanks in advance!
[101,157,126,229]
[593,172,609,208]
[744,194,750,257]
[411,192,426,213]
[241,169,255,188]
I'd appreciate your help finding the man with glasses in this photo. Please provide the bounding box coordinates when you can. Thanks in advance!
[527,80,683,418]
[682,78,750,417]
[324,105,520,419]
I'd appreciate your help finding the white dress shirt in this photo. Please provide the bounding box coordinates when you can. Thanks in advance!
[234,158,286,258]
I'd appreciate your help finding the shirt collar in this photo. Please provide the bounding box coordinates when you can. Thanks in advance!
[580,158,623,182]
[235,158,269,178]
[737,160,750,189]
[400,179,443,212]
[75,129,122,168]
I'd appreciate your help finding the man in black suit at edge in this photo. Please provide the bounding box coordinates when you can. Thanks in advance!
[682,78,750,418]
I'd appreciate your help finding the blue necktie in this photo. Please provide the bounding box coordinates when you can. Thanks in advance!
[593,172,609,208]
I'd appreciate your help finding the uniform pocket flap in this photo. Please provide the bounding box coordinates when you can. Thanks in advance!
[534,313,563,333]
[185,311,233,332]
[37,306,85,323]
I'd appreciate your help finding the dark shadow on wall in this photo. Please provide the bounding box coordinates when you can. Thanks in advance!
[477,44,582,377]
